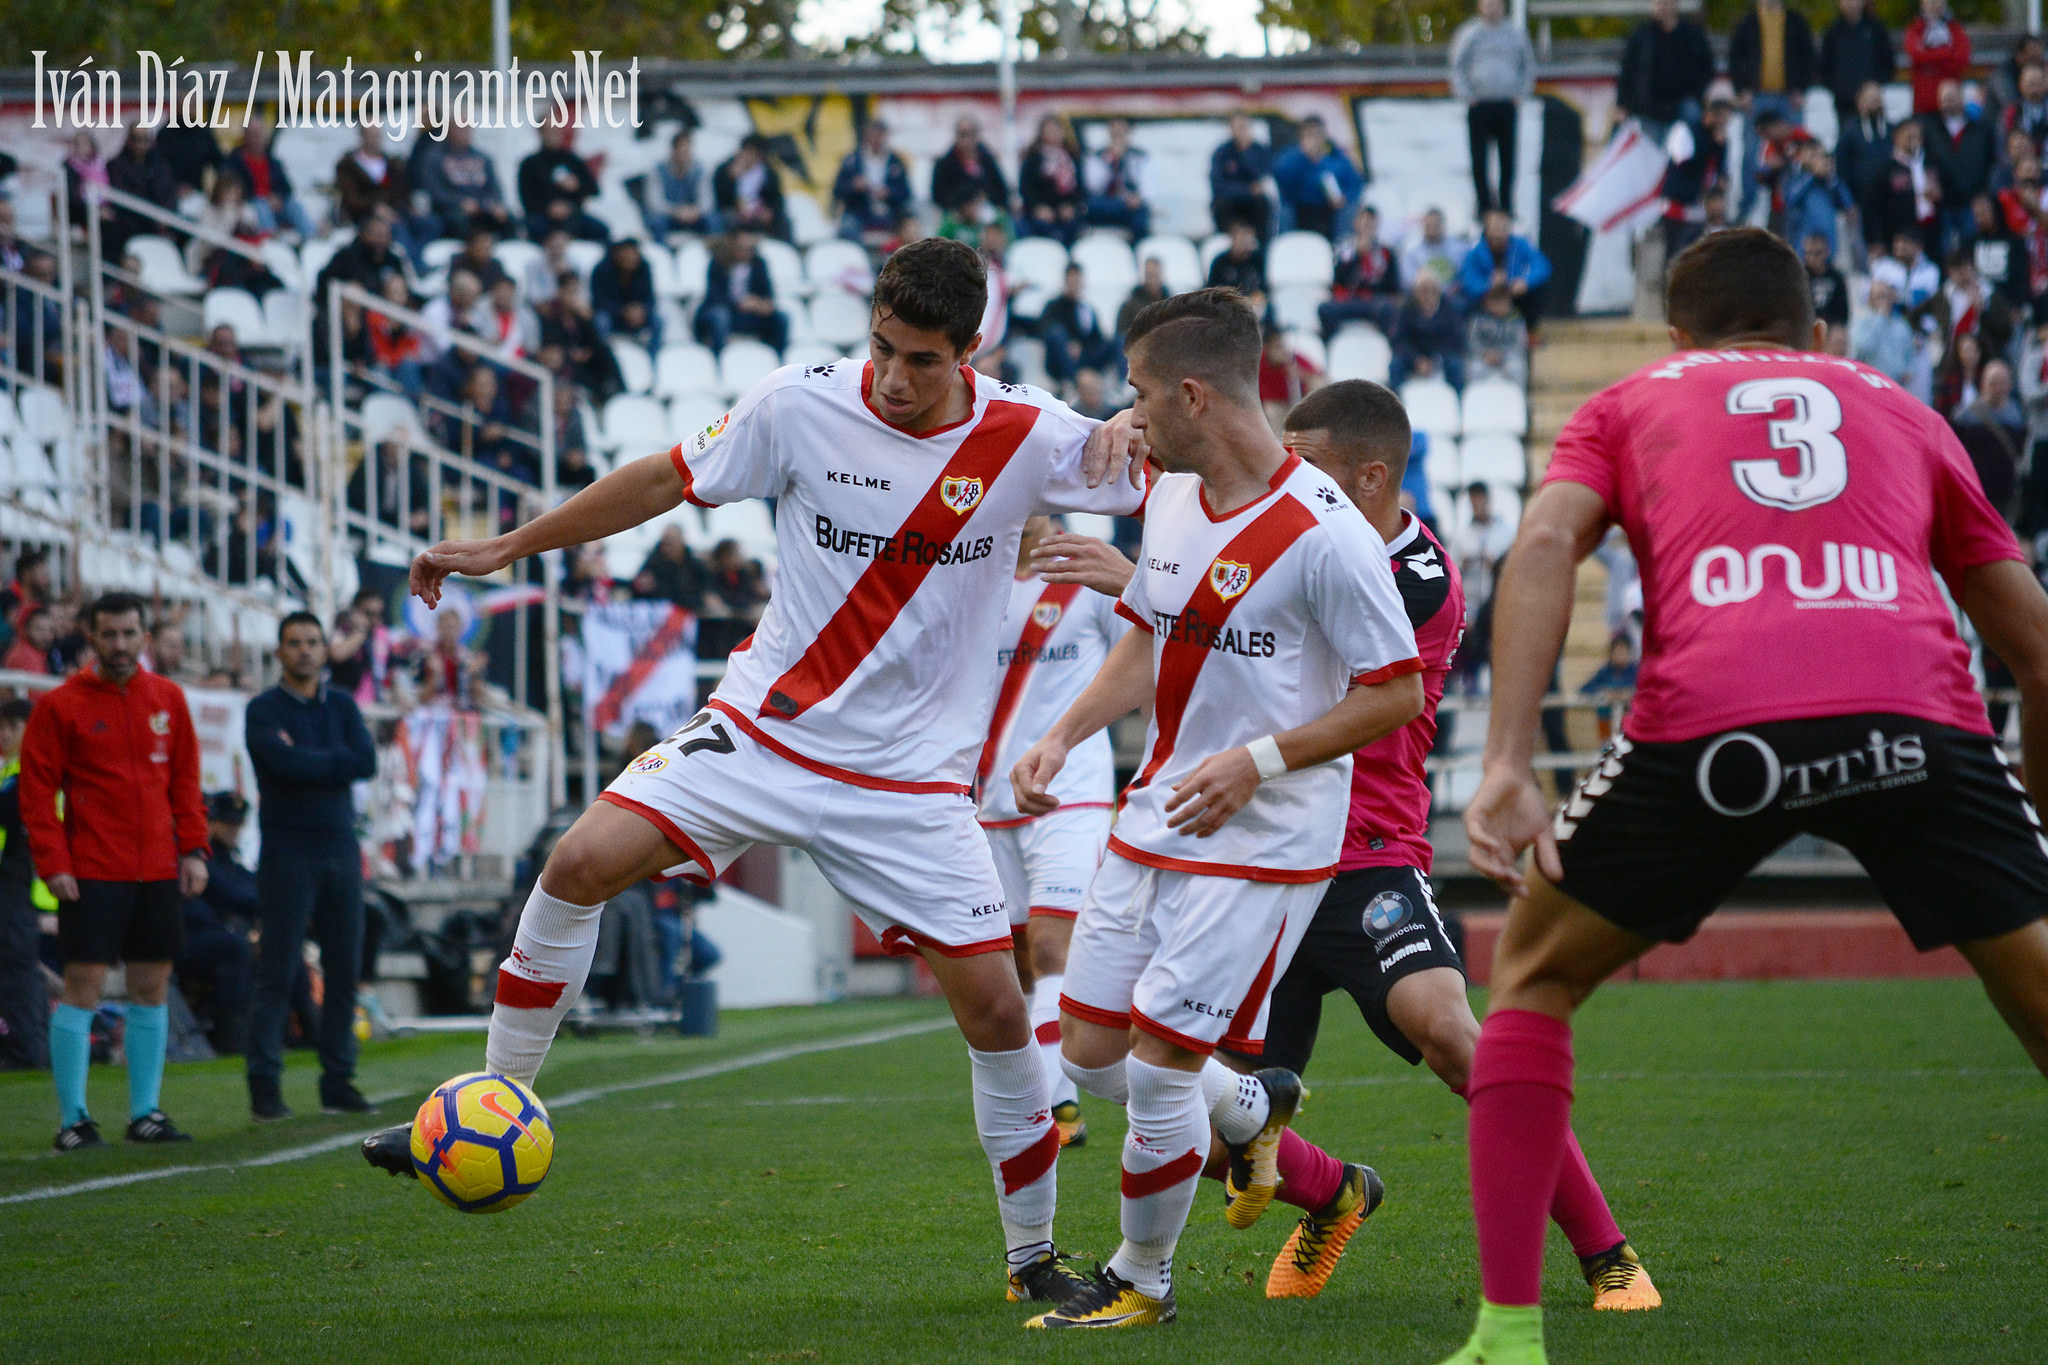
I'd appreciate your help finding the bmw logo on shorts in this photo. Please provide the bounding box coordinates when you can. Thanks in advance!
[1363,891,1413,942]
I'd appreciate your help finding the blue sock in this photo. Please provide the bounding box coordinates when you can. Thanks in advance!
[51,1003,93,1127]
[125,1003,168,1121]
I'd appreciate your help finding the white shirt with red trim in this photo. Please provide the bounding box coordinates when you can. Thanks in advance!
[671,359,1145,794]
[1111,455,1421,881]
[975,572,1130,826]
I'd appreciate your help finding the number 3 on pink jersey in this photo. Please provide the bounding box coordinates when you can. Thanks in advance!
[1726,377,1849,512]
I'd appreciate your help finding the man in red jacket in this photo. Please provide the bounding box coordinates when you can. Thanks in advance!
[21,592,209,1151]
[1904,0,1971,117]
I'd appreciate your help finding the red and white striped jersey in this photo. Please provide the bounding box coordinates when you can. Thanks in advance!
[1111,455,1421,881]
[670,359,1145,794]
[974,572,1130,827]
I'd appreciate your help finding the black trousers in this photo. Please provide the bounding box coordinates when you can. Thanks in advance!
[247,849,363,1085]
[1468,100,1519,215]
[0,883,47,1069]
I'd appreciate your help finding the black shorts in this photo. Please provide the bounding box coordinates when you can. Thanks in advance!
[1554,713,2048,951]
[57,879,185,966]
[1224,866,1465,1074]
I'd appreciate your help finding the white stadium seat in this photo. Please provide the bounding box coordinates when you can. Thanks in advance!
[1284,330,1327,372]
[1197,233,1231,275]
[601,394,671,455]
[1270,286,1328,336]
[805,240,874,296]
[1399,377,1460,437]
[297,233,351,294]
[202,288,269,347]
[259,239,305,293]
[1460,377,1528,436]
[757,238,808,303]
[1267,231,1336,289]
[1326,326,1391,383]
[808,290,872,349]
[1071,233,1138,294]
[670,395,730,445]
[610,338,655,396]
[704,499,779,564]
[1004,238,1071,294]
[359,393,422,445]
[127,235,207,295]
[641,240,680,300]
[669,239,712,299]
[654,343,723,399]
[420,239,465,272]
[719,339,782,397]
[1135,234,1204,294]
[492,239,546,289]
[263,289,310,349]
[1458,433,1528,486]
[786,193,836,247]
[565,240,608,282]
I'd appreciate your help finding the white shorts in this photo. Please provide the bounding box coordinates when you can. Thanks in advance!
[603,709,1013,959]
[1059,850,1326,1057]
[982,805,1114,928]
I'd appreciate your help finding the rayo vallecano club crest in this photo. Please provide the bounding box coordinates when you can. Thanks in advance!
[1031,601,1063,630]
[1209,558,1252,600]
[940,476,985,513]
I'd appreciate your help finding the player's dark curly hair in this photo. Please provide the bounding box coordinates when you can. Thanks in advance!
[872,237,988,354]
[1666,226,1816,350]
[1123,287,1262,402]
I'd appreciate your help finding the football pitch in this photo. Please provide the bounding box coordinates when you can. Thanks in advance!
[1,982,2043,1363]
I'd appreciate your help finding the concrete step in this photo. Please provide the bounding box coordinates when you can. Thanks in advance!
[1542,317,1670,345]
[1535,346,1669,389]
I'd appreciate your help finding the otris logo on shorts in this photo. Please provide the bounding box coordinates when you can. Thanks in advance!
[1696,727,1928,817]
[1690,542,1899,611]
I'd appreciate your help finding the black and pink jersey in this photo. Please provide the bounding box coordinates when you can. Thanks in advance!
[1339,513,1465,874]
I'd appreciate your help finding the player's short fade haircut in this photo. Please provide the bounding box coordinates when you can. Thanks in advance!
[872,237,988,354]
[1283,380,1411,481]
[278,610,325,643]
[1666,227,1815,350]
[86,591,147,630]
[1124,287,1262,402]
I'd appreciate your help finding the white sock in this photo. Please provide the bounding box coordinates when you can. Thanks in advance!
[1200,1057,1270,1145]
[484,885,606,1086]
[1062,1054,1128,1105]
[968,1044,1059,1266]
[1107,1057,1207,1299]
[1029,975,1078,1109]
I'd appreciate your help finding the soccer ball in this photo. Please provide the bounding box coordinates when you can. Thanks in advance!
[409,1072,555,1213]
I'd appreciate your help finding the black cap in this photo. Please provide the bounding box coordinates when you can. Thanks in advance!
[207,791,249,823]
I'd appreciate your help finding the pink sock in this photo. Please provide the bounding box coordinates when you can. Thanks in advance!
[1466,1009,1575,1307]
[1456,1081,1623,1259]
[1274,1128,1346,1211]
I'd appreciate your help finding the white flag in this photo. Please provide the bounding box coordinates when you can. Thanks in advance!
[1553,123,1671,235]
[580,600,700,739]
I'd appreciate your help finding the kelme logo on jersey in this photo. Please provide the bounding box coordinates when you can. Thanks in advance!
[1363,891,1413,941]
[940,476,985,514]
[1208,558,1252,601]
[1031,601,1064,630]
[1690,542,1899,610]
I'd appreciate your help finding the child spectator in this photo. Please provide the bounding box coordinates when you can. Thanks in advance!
[1466,283,1529,386]
[1782,143,1854,260]
[1578,635,1638,741]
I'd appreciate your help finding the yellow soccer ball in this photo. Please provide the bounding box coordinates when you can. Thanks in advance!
[409,1072,555,1213]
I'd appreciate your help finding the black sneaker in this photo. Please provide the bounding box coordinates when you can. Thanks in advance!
[1006,1248,1092,1305]
[125,1110,193,1143]
[320,1079,378,1115]
[54,1119,105,1152]
[361,1122,418,1178]
[249,1078,293,1122]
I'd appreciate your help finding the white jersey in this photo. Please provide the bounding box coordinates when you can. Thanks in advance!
[1112,455,1421,880]
[673,360,1144,793]
[975,572,1130,826]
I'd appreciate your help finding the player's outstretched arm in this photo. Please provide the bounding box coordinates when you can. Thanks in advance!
[1031,533,1136,597]
[1164,670,1425,838]
[410,451,690,607]
[1468,481,1610,894]
[1012,627,1155,815]
[1963,559,2048,814]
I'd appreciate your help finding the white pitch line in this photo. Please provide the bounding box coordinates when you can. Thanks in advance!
[0,1015,953,1207]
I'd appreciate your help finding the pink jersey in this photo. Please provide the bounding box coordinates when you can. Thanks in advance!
[1340,513,1465,873]
[1545,349,2023,743]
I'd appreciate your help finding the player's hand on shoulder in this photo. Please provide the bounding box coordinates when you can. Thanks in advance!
[1164,747,1262,838]
[1011,739,1070,817]
[1081,408,1149,491]
[410,539,506,608]
[1464,764,1561,896]
[1032,534,1135,596]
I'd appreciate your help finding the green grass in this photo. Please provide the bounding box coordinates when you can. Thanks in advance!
[0,982,2043,1363]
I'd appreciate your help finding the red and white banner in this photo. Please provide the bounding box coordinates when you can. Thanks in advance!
[1554,123,1670,235]
[580,600,699,738]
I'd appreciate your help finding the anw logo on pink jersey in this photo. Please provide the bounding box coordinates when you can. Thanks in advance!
[1690,542,1900,611]
[1208,558,1252,601]
[940,476,985,513]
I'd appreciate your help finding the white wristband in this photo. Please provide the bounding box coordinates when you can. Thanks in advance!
[1246,735,1288,781]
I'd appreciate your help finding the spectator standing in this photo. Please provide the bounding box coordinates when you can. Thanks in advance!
[643,130,719,242]
[1836,81,1896,205]
[105,126,180,261]
[21,593,209,1151]
[591,237,662,350]
[833,120,913,246]
[1782,143,1855,259]
[65,131,111,242]
[334,126,429,260]
[1209,114,1275,238]
[1466,283,1531,386]
[1449,0,1536,216]
[1459,208,1550,336]
[1272,116,1365,240]
[154,123,223,199]
[1849,278,1917,380]
[1038,264,1122,387]
[1999,157,2048,301]
[1449,483,1517,621]
[243,613,378,1120]
[1804,233,1853,343]
[1862,120,1940,250]
[1083,119,1155,239]
[1617,0,1716,134]
[0,698,46,1071]
[1206,220,1269,310]
[930,117,1011,216]
[2006,63,2048,161]
[225,118,314,241]
[694,231,790,355]
[415,122,512,239]
[1925,78,1996,255]
[518,124,609,244]
[1318,205,1402,335]
[1118,255,1173,339]
[5,608,55,674]
[1953,358,2026,516]
[1018,116,1087,245]
[1729,0,1817,219]
[713,135,789,241]
[1903,0,1971,118]
[315,209,409,312]
[1817,0,1896,126]
[1391,272,1467,389]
